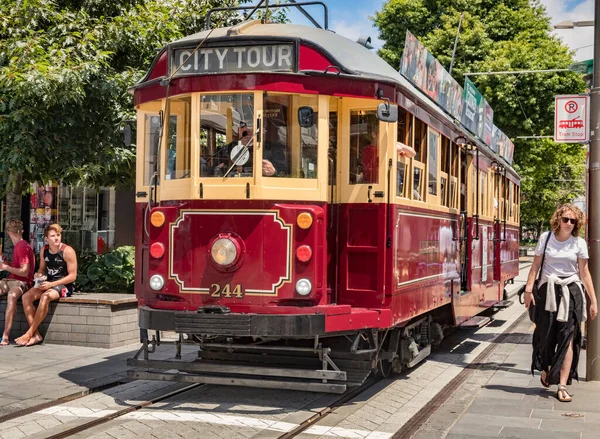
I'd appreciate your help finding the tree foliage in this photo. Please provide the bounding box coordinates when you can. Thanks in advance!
[0,0,257,195]
[374,0,587,229]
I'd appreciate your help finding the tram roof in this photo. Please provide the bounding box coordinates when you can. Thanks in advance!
[172,22,402,84]
[142,21,518,177]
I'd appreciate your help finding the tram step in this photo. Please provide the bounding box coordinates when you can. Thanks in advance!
[127,370,347,394]
[459,316,491,328]
[492,299,513,309]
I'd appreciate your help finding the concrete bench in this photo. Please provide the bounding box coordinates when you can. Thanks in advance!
[0,293,139,348]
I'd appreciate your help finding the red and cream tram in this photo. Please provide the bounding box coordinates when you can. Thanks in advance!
[129,5,520,393]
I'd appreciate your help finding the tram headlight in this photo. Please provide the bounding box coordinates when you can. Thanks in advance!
[149,274,165,291]
[296,278,312,296]
[211,238,238,266]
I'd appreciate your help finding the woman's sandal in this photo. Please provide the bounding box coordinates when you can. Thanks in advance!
[557,385,573,402]
[540,371,550,388]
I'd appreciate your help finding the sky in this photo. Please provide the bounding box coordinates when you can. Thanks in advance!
[286,0,593,62]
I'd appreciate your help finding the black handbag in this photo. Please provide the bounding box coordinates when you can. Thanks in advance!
[519,233,550,322]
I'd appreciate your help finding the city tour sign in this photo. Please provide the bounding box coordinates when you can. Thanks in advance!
[554,95,590,143]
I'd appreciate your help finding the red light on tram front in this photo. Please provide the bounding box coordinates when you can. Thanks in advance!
[296,245,312,262]
[150,242,166,259]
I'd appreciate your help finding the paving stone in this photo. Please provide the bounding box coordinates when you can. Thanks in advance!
[498,426,582,439]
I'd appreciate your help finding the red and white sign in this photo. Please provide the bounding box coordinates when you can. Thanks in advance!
[554,95,589,143]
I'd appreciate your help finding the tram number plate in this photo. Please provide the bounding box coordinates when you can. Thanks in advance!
[210,284,244,298]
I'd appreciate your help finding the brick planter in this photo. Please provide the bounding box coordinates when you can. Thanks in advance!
[0,293,139,348]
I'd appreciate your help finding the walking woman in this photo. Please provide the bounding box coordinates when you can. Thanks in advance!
[524,203,598,402]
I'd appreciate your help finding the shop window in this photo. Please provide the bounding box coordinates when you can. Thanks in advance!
[350,110,379,184]
[165,96,191,180]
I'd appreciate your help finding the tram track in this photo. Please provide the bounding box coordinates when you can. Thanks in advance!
[0,375,131,425]
[44,383,203,439]
[274,308,528,439]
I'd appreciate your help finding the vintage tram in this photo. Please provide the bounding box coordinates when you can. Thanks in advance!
[128,4,520,393]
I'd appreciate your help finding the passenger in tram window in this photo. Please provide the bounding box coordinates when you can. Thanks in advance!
[212,122,288,177]
[358,116,379,184]
[213,123,255,177]
[15,224,77,347]
[261,123,289,177]
[524,204,598,402]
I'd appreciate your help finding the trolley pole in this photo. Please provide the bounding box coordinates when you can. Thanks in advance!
[586,0,600,381]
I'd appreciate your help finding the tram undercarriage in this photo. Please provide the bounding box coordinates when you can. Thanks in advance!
[127,312,444,394]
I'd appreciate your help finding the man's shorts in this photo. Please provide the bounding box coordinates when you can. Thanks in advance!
[50,284,74,298]
[0,279,29,296]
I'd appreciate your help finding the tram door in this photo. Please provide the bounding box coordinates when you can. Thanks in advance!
[327,98,341,304]
[337,100,388,308]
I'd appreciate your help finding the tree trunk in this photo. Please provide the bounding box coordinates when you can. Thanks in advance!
[3,172,24,257]
[536,219,543,240]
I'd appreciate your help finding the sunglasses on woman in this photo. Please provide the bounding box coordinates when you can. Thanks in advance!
[561,217,577,225]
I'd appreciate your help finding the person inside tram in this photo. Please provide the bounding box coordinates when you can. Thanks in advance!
[213,122,288,177]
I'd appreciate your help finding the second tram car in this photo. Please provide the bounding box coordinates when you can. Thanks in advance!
[128,5,520,393]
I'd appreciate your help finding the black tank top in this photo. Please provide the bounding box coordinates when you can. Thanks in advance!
[44,244,73,287]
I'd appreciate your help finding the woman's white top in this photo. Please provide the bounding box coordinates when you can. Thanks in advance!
[535,231,588,285]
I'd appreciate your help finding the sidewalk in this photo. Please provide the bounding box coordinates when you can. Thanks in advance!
[413,263,600,439]
[0,340,194,420]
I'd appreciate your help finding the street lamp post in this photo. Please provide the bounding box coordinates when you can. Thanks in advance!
[553,9,599,380]
[587,1,600,381]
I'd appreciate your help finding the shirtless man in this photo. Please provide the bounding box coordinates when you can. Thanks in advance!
[15,224,77,346]
[0,220,35,345]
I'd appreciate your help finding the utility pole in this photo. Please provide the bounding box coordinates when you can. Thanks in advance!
[587,0,600,381]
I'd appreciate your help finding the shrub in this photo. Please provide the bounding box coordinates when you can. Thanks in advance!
[76,246,135,293]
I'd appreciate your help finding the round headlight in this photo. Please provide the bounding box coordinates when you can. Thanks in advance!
[149,274,164,291]
[211,238,238,266]
[296,278,312,296]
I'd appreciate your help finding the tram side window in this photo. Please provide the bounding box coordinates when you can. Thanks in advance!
[329,110,338,185]
[199,93,254,177]
[428,130,439,197]
[480,171,487,217]
[350,110,379,184]
[412,118,427,201]
[396,108,410,198]
[165,96,191,180]
[450,142,459,209]
[440,136,450,206]
[264,94,318,178]
[508,182,515,220]
[144,114,161,186]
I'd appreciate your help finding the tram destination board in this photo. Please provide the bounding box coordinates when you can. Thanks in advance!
[172,44,296,76]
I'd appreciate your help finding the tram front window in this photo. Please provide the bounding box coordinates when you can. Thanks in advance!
[199,93,255,177]
[263,94,318,178]
[165,96,191,180]
[144,114,161,186]
[350,111,379,184]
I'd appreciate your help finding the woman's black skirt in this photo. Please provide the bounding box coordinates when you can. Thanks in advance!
[531,281,584,385]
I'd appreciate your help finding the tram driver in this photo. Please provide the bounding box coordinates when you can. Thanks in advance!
[213,122,288,177]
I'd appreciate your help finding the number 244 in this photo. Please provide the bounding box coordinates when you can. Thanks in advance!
[210,284,244,298]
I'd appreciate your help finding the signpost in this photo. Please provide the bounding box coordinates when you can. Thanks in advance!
[554,95,590,143]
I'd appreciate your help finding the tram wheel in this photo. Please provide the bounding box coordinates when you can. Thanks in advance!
[377,359,393,378]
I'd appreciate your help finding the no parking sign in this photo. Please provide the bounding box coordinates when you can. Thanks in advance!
[554,95,590,143]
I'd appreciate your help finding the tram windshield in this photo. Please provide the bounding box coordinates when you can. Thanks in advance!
[197,93,319,179]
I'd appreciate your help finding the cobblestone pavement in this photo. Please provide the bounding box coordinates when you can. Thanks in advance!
[0,264,536,439]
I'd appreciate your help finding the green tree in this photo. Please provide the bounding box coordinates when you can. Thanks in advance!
[0,0,256,236]
[374,0,587,231]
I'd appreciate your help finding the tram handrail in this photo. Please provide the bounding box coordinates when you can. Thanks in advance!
[205,1,330,31]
